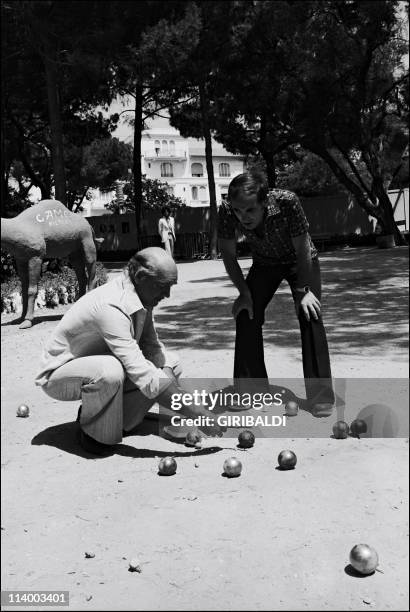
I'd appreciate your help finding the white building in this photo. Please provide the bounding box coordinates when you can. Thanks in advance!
[137,116,245,207]
[81,115,245,216]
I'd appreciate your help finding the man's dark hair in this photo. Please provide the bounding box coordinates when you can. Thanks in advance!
[227,171,269,204]
[161,206,171,216]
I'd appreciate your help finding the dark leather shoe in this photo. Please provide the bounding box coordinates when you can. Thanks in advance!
[79,430,113,456]
[310,403,334,418]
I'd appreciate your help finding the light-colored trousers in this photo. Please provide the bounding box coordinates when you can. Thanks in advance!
[163,235,175,258]
[43,354,181,444]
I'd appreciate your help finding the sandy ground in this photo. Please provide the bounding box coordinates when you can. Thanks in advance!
[1,246,409,611]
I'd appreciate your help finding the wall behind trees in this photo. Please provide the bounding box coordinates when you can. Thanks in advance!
[88,194,377,255]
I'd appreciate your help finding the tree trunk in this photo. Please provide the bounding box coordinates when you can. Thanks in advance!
[199,83,218,260]
[373,178,405,246]
[43,47,66,205]
[262,152,276,188]
[313,146,405,245]
[133,84,144,234]
[313,146,384,218]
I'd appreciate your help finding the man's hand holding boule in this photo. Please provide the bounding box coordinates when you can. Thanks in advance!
[157,381,225,437]
[184,405,227,438]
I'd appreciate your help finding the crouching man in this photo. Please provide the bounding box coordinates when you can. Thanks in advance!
[35,247,222,455]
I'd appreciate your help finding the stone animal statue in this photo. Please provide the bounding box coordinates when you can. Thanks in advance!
[1,200,103,329]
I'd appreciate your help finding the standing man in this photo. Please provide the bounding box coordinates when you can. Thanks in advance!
[35,247,221,455]
[158,206,176,258]
[218,171,334,417]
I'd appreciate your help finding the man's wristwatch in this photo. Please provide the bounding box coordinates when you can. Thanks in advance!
[295,285,310,294]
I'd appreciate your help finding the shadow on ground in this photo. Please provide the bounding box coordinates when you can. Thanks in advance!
[155,247,408,356]
[31,421,224,460]
[1,314,64,327]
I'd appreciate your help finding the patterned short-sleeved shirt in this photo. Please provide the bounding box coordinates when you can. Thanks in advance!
[217,189,317,266]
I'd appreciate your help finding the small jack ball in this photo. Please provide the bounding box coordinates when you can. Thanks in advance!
[158,456,177,476]
[223,457,242,477]
[285,400,299,416]
[238,430,255,448]
[185,431,201,447]
[278,450,297,470]
[350,419,367,438]
[16,405,30,418]
[332,421,349,439]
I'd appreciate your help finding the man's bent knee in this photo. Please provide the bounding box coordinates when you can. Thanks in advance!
[96,359,125,387]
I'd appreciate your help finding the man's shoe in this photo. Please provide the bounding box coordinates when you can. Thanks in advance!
[79,430,113,456]
[310,402,334,418]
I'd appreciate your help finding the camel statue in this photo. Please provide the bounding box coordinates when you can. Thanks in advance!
[1,200,103,329]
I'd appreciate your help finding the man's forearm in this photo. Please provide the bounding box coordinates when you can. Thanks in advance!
[222,255,250,295]
[295,247,314,291]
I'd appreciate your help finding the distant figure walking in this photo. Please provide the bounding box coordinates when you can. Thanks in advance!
[158,206,176,258]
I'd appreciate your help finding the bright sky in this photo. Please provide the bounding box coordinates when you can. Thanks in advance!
[108,97,171,142]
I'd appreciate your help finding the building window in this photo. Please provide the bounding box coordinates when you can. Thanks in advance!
[199,186,207,201]
[161,140,168,154]
[191,162,203,177]
[161,162,173,177]
[99,190,112,203]
[154,140,160,156]
[219,163,230,177]
[169,140,175,154]
[192,186,198,200]
[122,222,130,234]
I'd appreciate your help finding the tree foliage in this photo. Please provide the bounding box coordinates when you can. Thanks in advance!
[1,0,119,215]
[2,0,408,246]
[209,1,408,241]
[104,176,185,213]
[139,1,235,257]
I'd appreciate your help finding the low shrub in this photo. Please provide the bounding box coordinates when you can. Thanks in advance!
[1,249,17,282]
[1,262,108,313]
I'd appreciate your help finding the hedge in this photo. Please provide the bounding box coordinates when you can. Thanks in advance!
[1,262,108,313]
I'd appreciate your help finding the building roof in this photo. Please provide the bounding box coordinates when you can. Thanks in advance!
[187,138,244,158]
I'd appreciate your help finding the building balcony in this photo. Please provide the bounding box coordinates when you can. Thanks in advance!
[144,150,187,161]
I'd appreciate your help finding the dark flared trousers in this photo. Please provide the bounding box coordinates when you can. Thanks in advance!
[234,258,334,403]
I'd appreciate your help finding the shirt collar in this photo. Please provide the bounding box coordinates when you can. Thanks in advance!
[118,270,147,316]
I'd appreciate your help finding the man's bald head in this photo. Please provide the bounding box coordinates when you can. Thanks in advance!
[127,247,177,308]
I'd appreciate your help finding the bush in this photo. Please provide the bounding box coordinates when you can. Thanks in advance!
[1,262,108,313]
[1,249,17,282]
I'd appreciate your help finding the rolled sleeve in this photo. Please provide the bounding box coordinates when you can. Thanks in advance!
[217,202,236,240]
[93,303,171,399]
[286,192,310,237]
[139,310,174,369]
